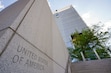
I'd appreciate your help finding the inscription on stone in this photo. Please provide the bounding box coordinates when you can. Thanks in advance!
[11,45,48,71]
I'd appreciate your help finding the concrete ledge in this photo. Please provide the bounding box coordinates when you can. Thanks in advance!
[71,58,111,73]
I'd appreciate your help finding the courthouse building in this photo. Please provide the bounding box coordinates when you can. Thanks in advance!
[53,5,87,48]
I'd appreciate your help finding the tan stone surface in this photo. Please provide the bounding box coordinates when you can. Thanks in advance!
[0,28,14,54]
[0,0,69,73]
[0,34,53,73]
[53,61,65,73]
[71,59,111,73]
[16,0,68,69]
[0,0,31,30]
[17,0,53,58]
[11,0,35,30]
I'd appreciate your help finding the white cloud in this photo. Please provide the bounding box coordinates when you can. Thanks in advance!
[105,20,111,26]
[82,12,91,19]
[47,1,51,7]
[0,1,4,9]
[72,5,77,8]
[81,12,111,32]
[103,20,111,31]
[81,12,100,27]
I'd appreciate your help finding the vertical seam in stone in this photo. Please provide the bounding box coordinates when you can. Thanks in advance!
[15,0,36,31]
[0,27,15,57]
[0,0,35,57]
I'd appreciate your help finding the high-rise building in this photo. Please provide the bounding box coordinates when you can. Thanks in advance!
[53,5,87,48]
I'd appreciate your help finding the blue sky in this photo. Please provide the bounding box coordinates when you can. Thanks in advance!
[0,0,17,9]
[0,0,111,29]
[48,0,111,29]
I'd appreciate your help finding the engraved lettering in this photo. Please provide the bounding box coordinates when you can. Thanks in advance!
[25,59,44,70]
[12,55,19,63]
[19,57,24,64]
[12,55,24,64]
[11,45,49,71]
[17,45,38,60]
[17,45,22,52]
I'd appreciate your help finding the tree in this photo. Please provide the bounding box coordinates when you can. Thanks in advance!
[69,25,111,61]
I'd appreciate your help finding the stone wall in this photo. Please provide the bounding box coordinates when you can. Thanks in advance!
[0,0,69,73]
[71,58,111,73]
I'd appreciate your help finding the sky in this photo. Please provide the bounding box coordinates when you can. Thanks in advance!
[48,0,111,30]
[0,0,111,30]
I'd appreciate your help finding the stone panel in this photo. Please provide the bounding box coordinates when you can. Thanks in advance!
[0,34,53,73]
[53,61,65,73]
[17,0,53,58]
[0,28,14,54]
[0,0,69,73]
[71,59,111,73]
[0,0,31,30]
[0,29,7,38]
[10,0,35,30]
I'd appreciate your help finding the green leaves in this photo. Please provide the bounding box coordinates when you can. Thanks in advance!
[68,48,82,61]
[96,48,110,59]
[69,25,111,61]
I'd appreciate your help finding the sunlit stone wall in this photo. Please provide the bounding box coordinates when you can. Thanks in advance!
[0,0,69,73]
